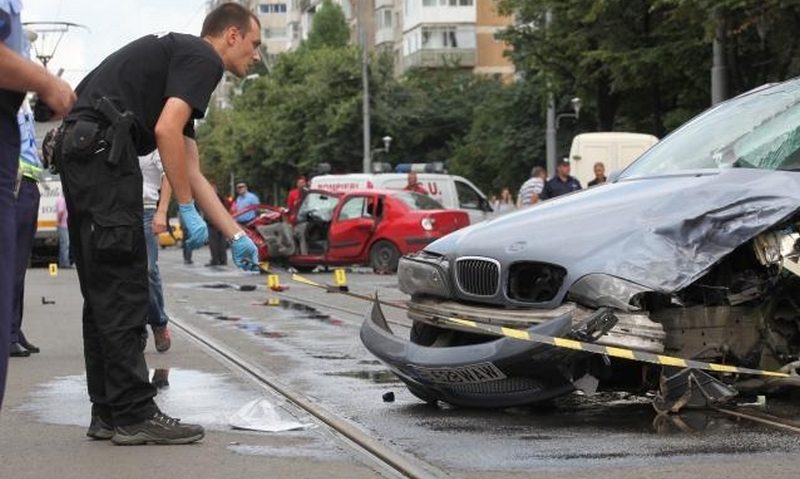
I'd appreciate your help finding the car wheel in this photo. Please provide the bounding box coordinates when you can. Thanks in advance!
[406,382,439,406]
[370,240,400,274]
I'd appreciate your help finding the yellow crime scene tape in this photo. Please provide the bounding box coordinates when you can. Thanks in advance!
[289,273,790,379]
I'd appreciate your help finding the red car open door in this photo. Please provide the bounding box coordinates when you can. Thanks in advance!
[327,194,378,262]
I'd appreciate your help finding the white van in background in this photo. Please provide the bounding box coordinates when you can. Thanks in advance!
[568,132,659,186]
[33,172,62,261]
[310,173,493,224]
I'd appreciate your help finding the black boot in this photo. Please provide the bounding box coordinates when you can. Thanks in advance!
[9,342,30,357]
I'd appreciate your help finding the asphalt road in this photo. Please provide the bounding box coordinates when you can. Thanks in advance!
[159,247,800,478]
[5,245,800,479]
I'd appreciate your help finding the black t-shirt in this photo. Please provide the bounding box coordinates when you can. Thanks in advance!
[67,32,223,155]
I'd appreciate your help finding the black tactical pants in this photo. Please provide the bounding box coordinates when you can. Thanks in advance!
[59,120,157,426]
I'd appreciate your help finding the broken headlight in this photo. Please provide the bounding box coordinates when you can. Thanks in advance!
[568,274,652,311]
[397,252,451,298]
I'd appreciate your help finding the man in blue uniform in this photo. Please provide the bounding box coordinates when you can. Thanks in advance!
[540,159,582,200]
[10,101,43,358]
[0,0,74,408]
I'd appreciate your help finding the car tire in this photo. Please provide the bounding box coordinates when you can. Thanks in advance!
[370,240,400,274]
[406,382,439,406]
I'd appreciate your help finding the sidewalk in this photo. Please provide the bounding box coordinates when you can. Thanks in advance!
[0,267,381,479]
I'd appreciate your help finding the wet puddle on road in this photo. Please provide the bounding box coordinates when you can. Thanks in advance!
[257,299,345,326]
[15,368,266,432]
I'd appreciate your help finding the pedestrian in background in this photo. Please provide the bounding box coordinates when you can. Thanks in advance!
[55,192,71,268]
[286,176,306,211]
[517,166,547,208]
[139,150,172,352]
[206,182,228,266]
[493,187,516,215]
[0,0,75,408]
[233,181,259,224]
[404,171,427,195]
[10,102,42,358]
[540,159,582,200]
[588,161,607,187]
[54,2,260,444]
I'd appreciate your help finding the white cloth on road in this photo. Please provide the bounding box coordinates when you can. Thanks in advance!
[228,398,310,432]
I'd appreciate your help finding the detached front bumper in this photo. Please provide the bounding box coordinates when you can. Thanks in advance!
[360,299,595,408]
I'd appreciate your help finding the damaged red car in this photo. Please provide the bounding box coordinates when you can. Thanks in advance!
[235,189,470,273]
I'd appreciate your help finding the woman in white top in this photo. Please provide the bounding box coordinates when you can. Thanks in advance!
[493,187,516,215]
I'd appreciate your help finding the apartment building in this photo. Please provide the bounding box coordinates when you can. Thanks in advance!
[359,0,513,78]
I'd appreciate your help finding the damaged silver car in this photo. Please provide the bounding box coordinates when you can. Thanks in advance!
[361,78,800,410]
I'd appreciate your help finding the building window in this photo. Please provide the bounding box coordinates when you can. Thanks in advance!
[420,25,475,49]
[259,3,287,14]
[375,8,393,29]
[263,27,288,39]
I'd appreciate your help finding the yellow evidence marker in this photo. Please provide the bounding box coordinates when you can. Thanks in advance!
[334,268,349,292]
[48,263,58,277]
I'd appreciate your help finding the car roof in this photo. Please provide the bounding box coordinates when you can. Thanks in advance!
[309,188,415,196]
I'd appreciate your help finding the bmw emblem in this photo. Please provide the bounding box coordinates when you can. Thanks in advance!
[506,241,527,254]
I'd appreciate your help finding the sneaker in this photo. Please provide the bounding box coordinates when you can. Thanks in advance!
[153,326,171,353]
[111,411,204,445]
[86,415,114,440]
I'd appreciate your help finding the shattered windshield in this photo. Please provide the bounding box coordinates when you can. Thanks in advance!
[621,79,800,178]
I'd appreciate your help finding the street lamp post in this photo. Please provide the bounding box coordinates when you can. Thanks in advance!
[369,136,392,171]
[545,97,581,171]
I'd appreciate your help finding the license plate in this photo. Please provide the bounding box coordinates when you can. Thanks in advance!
[410,362,507,385]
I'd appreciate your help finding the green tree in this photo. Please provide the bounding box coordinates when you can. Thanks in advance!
[498,0,709,136]
[305,0,350,50]
[450,79,546,196]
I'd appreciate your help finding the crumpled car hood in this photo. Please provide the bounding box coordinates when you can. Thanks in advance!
[427,169,800,293]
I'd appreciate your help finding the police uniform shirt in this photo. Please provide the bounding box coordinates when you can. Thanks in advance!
[540,175,582,200]
[67,32,224,155]
[0,0,25,144]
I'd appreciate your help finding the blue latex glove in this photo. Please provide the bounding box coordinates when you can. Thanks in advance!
[231,233,259,271]
[178,200,208,250]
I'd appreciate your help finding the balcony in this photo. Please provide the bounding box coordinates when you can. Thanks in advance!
[375,27,394,46]
[404,48,476,69]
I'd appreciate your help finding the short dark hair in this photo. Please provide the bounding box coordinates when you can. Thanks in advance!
[201,2,260,38]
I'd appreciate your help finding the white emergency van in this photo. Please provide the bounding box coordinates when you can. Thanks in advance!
[33,172,62,259]
[310,173,493,224]
[568,132,659,186]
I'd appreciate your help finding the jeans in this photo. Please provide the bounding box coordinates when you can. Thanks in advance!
[143,208,169,329]
[58,226,70,267]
